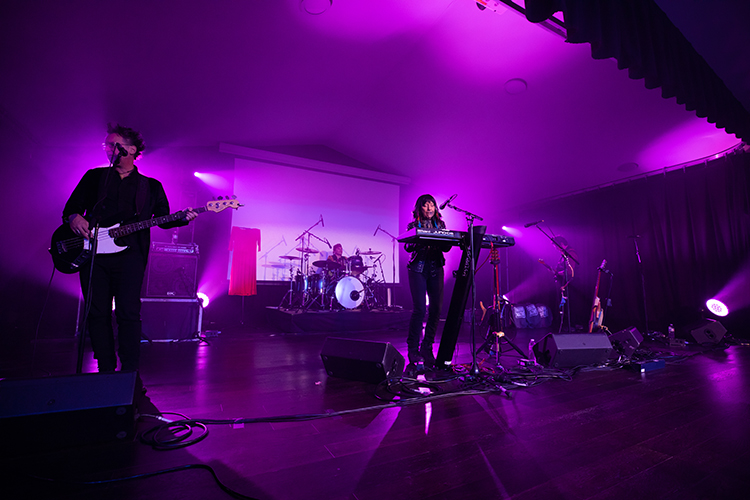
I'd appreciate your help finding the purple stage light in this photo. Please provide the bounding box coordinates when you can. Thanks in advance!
[706,299,728,317]
[197,292,210,308]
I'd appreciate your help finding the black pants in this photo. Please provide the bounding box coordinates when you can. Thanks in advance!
[80,248,146,372]
[407,265,444,351]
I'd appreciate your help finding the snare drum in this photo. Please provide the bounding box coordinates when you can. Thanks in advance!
[334,276,365,309]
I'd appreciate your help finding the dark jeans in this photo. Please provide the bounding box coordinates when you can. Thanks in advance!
[79,248,146,372]
[407,266,444,351]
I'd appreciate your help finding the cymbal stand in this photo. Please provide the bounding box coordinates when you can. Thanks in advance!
[278,260,298,309]
[443,199,484,377]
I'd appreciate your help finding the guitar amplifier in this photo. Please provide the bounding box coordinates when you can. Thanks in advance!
[143,243,199,298]
[141,298,202,340]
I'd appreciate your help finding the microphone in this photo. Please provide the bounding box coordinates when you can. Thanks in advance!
[325,238,332,249]
[524,220,544,228]
[374,224,380,236]
[439,194,457,210]
[320,215,324,227]
[115,143,128,157]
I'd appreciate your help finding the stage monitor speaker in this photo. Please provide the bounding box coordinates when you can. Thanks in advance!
[608,326,643,360]
[144,245,198,298]
[0,372,139,455]
[320,337,404,384]
[688,319,727,344]
[533,333,613,368]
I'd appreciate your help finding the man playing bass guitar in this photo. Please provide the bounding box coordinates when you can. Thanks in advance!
[62,123,198,373]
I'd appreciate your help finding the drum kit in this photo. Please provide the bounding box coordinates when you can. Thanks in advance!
[279,248,386,311]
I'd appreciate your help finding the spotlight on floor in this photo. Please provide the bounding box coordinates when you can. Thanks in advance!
[706,299,728,317]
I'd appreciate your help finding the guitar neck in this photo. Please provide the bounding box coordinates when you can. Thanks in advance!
[109,207,208,238]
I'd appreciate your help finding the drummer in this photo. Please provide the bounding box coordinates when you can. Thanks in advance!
[327,243,347,267]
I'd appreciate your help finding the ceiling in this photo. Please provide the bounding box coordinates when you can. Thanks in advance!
[1,0,747,212]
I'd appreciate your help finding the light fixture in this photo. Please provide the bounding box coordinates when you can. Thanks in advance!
[706,298,728,317]
[301,0,332,15]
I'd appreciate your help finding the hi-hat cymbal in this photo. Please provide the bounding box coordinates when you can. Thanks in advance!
[312,260,342,270]
[279,255,301,260]
[359,249,381,255]
[296,247,317,253]
[263,263,286,268]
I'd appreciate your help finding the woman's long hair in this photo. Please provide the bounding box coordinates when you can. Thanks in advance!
[410,194,445,228]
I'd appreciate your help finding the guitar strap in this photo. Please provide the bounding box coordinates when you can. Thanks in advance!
[95,167,151,219]
[135,175,149,217]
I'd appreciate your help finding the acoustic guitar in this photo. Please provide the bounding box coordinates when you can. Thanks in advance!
[588,259,607,333]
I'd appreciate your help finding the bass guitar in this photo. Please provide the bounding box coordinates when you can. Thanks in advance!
[588,259,607,332]
[49,197,242,274]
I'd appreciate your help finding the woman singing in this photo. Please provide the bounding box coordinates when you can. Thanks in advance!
[404,194,452,367]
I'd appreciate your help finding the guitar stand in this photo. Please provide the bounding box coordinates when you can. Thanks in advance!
[475,299,526,363]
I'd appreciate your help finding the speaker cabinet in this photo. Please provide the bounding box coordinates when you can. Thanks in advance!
[533,333,613,368]
[141,298,202,340]
[321,337,404,384]
[0,372,139,454]
[688,319,727,344]
[608,326,643,360]
[144,244,198,298]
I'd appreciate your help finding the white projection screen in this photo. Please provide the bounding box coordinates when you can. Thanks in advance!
[231,158,401,284]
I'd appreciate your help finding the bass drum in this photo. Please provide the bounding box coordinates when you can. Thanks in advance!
[334,276,365,309]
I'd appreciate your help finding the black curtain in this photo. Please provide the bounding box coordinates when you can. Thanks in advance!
[524,0,750,142]
[507,151,750,336]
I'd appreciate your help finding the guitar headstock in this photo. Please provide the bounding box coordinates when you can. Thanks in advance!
[206,196,243,213]
[490,246,500,265]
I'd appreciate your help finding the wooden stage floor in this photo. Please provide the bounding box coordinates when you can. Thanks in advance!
[2,323,750,500]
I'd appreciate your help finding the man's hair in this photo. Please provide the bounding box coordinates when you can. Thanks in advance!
[107,123,146,158]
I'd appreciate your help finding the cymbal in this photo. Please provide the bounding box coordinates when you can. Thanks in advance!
[263,263,286,268]
[279,255,301,260]
[312,260,342,270]
[296,247,317,253]
[359,249,381,255]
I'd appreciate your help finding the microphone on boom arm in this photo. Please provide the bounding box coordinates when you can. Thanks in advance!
[523,219,544,228]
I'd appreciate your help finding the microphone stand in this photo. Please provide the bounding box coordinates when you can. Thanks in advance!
[294,217,325,276]
[631,236,649,334]
[533,224,579,334]
[76,148,120,373]
[374,225,398,307]
[259,237,286,281]
[444,200,483,376]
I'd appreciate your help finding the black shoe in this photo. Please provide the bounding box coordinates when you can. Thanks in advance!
[408,349,424,365]
[419,344,435,368]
